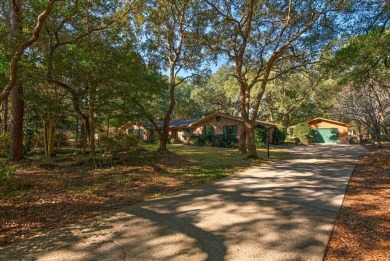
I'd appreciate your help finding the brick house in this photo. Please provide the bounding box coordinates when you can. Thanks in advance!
[307,118,352,144]
[121,113,276,144]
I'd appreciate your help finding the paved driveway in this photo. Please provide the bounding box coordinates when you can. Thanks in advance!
[0,145,367,261]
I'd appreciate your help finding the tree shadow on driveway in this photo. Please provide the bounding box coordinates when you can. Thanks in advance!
[0,145,367,261]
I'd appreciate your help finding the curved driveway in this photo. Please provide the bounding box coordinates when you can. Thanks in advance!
[0,145,367,261]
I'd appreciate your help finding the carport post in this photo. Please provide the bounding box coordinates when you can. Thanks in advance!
[266,127,272,158]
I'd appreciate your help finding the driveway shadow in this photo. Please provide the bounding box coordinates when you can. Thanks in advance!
[0,145,367,261]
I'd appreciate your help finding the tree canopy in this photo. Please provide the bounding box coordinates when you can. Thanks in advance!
[0,0,388,159]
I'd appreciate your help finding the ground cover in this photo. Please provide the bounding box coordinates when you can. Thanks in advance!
[324,146,390,260]
[0,144,288,246]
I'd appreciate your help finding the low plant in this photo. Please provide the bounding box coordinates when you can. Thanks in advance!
[99,134,140,159]
[0,132,10,157]
[380,135,390,143]
[255,126,267,146]
[285,136,300,144]
[189,134,237,148]
[273,126,286,144]
[0,160,15,189]
[294,123,312,144]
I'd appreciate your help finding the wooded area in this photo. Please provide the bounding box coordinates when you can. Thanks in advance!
[0,0,389,161]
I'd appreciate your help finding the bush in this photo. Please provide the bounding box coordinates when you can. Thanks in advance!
[166,137,176,144]
[24,129,34,154]
[211,134,237,148]
[0,133,10,157]
[189,134,237,148]
[349,136,360,144]
[293,123,312,144]
[380,135,390,143]
[255,126,267,146]
[273,126,286,144]
[285,136,299,144]
[255,125,286,145]
[99,134,140,158]
[0,161,14,187]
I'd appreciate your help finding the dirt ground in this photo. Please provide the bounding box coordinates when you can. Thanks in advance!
[1,145,270,246]
[324,146,390,260]
[0,149,197,245]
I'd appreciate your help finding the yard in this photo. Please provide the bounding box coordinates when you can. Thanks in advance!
[0,144,289,246]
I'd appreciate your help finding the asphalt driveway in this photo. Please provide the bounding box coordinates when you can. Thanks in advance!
[0,145,367,261]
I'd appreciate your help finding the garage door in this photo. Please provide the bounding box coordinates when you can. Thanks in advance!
[312,128,338,144]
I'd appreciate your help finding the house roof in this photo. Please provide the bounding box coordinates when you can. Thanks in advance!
[307,118,353,127]
[122,113,276,130]
[191,113,276,127]
[164,118,201,128]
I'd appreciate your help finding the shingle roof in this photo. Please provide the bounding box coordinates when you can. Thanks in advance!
[307,118,352,127]
[162,118,201,128]
[139,118,201,129]
[191,113,276,127]
[122,113,276,130]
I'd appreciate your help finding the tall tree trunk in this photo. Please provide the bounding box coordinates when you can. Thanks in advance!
[88,81,96,156]
[48,120,56,156]
[43,119,56,157]
[159,67,176,151]
[245,121,257,159]
[43,120,49,156]
[237,124,247,153]
[10,82,24,161]
[9,0,24,161]
[1,98,8,134]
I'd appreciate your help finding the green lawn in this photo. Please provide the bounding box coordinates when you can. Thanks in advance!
[144,144,290,184]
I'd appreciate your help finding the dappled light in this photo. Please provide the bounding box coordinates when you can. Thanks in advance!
[0,145,367,260]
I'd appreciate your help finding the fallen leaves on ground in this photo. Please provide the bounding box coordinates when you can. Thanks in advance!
[324,147,390,260]
[0,149,193,245]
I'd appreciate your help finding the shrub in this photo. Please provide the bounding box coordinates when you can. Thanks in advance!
[189,134,237,148]
[285,136,298,144]
[211,134,237,148]
[293,123,312,144]
[99,134,140,158]
[0,161,14,187]
[24,129,34,154]
[380,135,390,143]
[0,133,10,157]
[349,136,359,144]
[190,134,205,146]
[273,126,286,144]
[255,126,267,146]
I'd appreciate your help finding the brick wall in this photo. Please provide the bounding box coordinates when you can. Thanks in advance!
[192,116,244,135]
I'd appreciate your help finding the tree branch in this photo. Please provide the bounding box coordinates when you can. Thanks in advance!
[1,0,58,102]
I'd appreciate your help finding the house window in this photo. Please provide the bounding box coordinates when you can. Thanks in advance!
[202,126,214,140]
[137,128,144,139]
[128,128,134,135]
[223,125,238,140]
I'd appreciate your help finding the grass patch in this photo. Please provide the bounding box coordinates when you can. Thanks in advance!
[164,145,289,184]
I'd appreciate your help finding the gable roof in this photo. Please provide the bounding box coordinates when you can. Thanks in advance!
[165,118,201,128]
[121,113,276,131]
[307,118,352,127]
[191,113,276,127]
